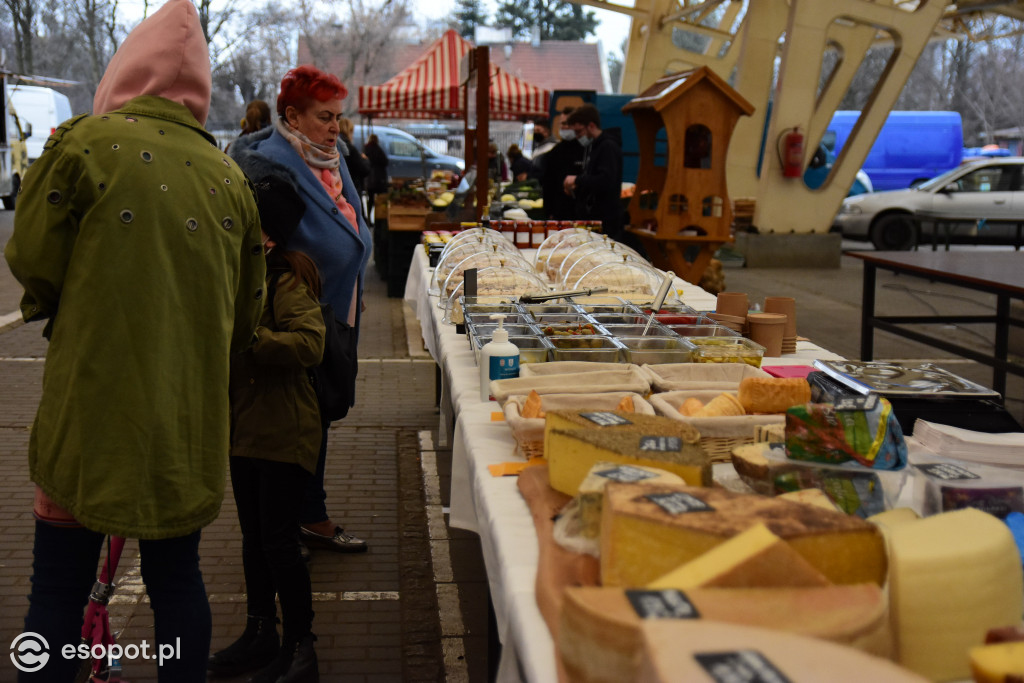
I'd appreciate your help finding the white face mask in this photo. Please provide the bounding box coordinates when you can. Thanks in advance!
[559,129,576,141]
[578,135,592,147]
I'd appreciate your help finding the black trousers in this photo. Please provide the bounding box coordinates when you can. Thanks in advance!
[230,457,313,644]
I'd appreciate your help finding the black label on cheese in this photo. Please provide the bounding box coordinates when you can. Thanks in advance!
[694,650,794,683]
[646,492,713,515]
[597,466,658,483]
[626,589,700,620]
[915,463,980,481]
[580,412,632,427]
[638,435,682,452]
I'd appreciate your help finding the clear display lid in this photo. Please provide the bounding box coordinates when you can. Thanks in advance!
[437,249,532,303]
[560,246,650,289]
[571,260,668,297]
[443,266,550,324]
[538,230,606,281]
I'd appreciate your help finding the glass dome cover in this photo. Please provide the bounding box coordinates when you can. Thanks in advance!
[539,230,606,282]
[557,241,647,289]
[442,264,550,324]
[571,260,667,297]
[431,240,523,296]
[439,250,533,304]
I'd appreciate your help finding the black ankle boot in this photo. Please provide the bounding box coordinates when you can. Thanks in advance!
[207,615,280,678]
[275,633,318,683]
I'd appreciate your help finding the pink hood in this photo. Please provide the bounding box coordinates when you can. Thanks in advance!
[93,0,211,124]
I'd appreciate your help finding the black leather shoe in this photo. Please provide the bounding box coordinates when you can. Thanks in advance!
[299,525,367,553]
[208,615,280,678]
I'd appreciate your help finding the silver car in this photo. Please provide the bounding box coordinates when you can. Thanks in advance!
[832,157,1024,250]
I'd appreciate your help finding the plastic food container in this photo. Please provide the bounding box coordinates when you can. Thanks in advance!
[617,336,696,364]
[473,334,552,366]
[537,321,610,338]
[521,303,582,318]
[689,337,766,367]
[599,323,673,338]
[547,335,624,362]
[668,324,741,338]
[467,323,539,349]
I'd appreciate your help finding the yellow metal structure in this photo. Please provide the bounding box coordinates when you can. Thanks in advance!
[573,0,1024,235]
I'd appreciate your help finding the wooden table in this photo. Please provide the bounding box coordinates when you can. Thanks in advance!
[849,250,1024,396]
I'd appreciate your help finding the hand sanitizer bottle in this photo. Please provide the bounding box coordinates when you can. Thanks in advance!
[479,313,520,401]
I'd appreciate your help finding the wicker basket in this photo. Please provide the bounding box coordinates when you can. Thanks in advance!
[503,392,655,460]
[641,362,770,392]
[648,390,784,463]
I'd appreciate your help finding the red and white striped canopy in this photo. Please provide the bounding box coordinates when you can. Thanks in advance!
[357,30,549,121]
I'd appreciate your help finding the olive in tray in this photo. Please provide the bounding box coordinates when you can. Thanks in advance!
[540,322,602,337]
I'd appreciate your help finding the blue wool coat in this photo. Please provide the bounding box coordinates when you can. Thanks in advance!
[230,127,372,331]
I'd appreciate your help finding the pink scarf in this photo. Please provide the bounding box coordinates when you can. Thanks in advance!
[275,117,359,231]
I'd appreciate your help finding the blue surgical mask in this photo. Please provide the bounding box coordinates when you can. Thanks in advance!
[578,135,592,147]
[559,129,575,141]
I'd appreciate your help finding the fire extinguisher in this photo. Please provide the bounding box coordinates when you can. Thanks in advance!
[780,127,804,178]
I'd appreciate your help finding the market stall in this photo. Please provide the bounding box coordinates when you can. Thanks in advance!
[404,228,1024,682]
[358,30,549,295]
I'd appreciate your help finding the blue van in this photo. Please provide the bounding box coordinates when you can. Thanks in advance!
[825,111,963,191]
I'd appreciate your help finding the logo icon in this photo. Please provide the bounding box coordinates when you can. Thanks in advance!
[10,632,50,673]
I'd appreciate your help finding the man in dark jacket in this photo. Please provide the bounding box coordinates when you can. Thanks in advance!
[539,107,584,220]
[563,104,626,242]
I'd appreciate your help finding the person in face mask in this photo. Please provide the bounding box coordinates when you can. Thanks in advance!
[539,107,585,220]
[562,103,626,243]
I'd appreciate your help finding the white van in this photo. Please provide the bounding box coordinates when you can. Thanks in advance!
[1,78,30,209]
[6,84,73,162]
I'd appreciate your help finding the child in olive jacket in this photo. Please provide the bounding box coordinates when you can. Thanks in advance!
[212,176,325,683]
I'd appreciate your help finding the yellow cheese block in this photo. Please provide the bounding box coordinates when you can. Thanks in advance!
[888,507,1024,681]
[970,641,1024,683]
[646,522,830,589]
[545,411,708,496]
[577,461,684,540]
[559,584,893,682]
[868,507,920,530]
[638,620,927,682]
[779,488,842,512]
[600,482,887,587]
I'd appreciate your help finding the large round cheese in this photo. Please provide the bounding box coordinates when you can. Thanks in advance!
[638,619,927,682]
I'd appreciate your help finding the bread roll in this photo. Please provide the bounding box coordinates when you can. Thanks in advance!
[693,393,745,418]
[678,397,705,416]
[738,377,811,414]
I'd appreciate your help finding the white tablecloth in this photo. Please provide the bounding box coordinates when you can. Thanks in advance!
[403,247,844,682]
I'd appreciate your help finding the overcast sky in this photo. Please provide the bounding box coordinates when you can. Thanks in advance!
[118,0,633,57]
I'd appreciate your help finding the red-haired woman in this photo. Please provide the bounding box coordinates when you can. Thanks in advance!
[227,64,372,680]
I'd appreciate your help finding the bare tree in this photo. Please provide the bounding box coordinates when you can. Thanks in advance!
[296,0,414,116]
[3,0,38,74]
[68,0,117,87]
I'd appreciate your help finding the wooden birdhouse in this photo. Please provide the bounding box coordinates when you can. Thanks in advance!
[624,66,754,284]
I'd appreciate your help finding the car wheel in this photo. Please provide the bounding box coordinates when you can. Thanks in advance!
[870,213,917,250]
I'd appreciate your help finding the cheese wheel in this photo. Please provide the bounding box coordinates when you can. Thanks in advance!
[559,584,894,683]
[638,620,926,682]
[738,376,811,413]
[600,482,887,587]
[887,507,1024,680]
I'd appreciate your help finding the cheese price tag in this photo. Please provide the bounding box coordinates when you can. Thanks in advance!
[580,412,632,427]
[646,492,714,515]
[693,650,794,683]
[915,463,980,481]
[638,435,682,452]
[596,465,658,483]
[625,589,700,620]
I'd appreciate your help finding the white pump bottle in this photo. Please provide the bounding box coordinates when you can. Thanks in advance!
[479,313,520,401]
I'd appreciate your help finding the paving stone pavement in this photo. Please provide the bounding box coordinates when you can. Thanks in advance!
[0,258,476,682]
